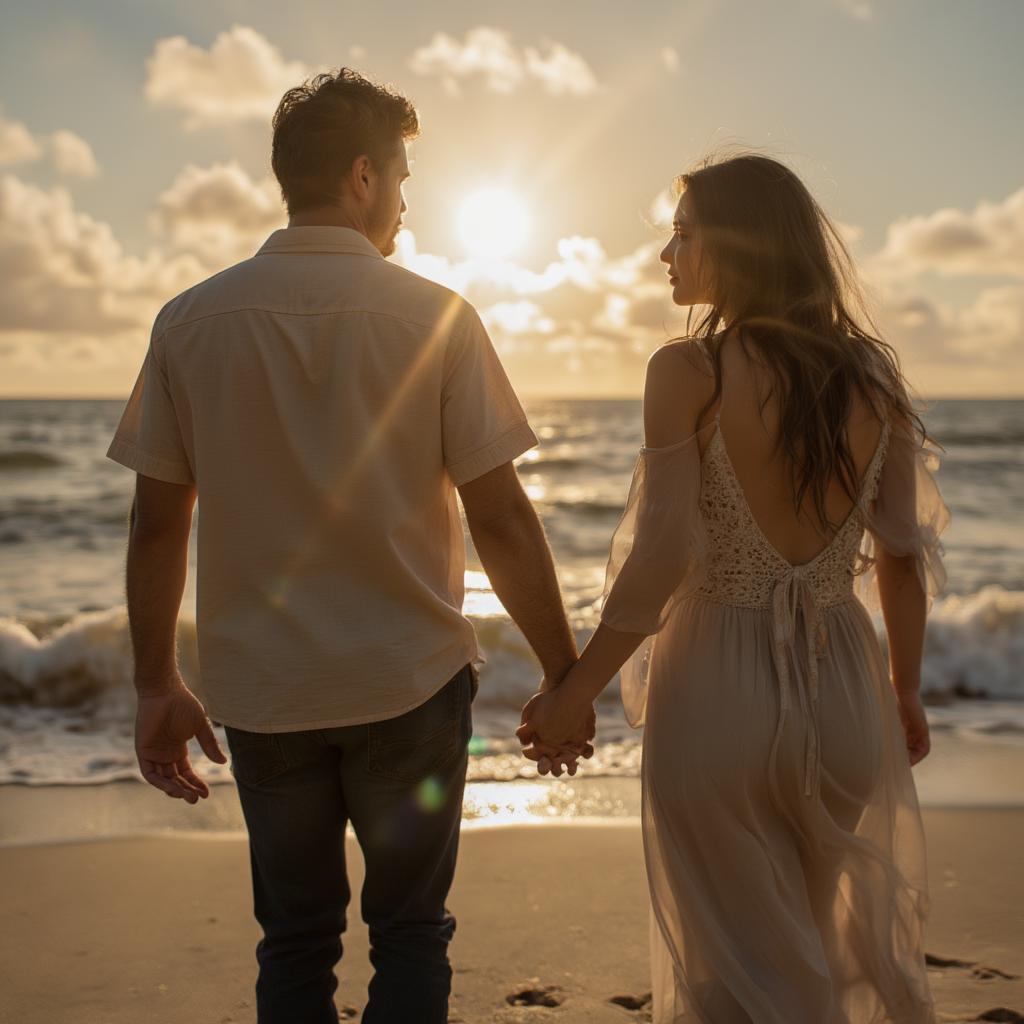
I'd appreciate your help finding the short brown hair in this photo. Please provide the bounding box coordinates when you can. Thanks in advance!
[271,68,419,214]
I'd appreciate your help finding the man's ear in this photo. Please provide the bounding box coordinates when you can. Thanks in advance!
[348,154,374,202]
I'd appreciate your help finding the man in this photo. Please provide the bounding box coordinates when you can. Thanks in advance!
[108,69,590,1024]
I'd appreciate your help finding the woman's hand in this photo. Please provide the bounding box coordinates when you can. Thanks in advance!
[517,687,596,776]
[894,689,931,765]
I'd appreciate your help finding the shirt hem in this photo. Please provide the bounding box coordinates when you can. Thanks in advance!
[106,437,195,486]
[201,643,479,733]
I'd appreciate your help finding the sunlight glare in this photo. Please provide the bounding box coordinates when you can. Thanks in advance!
[457,187,530,260]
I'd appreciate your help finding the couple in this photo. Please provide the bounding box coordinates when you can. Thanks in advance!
[109,68,947,1024]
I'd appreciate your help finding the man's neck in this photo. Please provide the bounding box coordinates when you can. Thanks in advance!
[287,206,367,234]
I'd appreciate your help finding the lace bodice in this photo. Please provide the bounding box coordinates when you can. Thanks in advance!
[694,418,891,611]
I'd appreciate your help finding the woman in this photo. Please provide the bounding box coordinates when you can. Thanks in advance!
[517,154,949,1023]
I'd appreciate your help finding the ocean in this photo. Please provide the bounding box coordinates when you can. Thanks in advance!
[1,398,1022,802]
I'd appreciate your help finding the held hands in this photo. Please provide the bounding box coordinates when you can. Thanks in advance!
[516,679,597,778]
[135,671,228,803]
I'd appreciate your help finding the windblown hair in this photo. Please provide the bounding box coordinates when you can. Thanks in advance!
[676,152,929,533]
[271,68,420,214]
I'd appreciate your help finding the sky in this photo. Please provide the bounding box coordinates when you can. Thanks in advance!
[1,0,1022,398]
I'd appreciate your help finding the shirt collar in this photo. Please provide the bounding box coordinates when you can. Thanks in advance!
[256,226,384,259]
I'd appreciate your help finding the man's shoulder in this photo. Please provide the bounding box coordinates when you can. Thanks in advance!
[367,260,477,333]
[154,254,478,339]
[152,257,262,337]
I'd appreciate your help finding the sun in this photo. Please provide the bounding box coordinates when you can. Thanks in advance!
[457,187,530,260]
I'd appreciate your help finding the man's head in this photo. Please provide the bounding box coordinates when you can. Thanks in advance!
[271,69,419,256]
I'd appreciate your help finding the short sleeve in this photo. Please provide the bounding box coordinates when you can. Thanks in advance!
[106,331,195,486]
[855,416,949,613]
[441,304,537,486]
[599,430,709,726]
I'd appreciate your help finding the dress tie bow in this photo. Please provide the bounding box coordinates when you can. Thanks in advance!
[768,567,829,798]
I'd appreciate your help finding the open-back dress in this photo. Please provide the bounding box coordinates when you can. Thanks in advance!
[599,402,949,1023]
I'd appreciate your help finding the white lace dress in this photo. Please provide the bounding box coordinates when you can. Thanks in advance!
[600,411,949,1024]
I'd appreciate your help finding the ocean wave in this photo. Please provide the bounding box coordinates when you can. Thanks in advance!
[1,587,1021,714]
[0,451,63,470]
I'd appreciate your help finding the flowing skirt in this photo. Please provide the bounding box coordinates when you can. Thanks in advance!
[641,594,936,1023]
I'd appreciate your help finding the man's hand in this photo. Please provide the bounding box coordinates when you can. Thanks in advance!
[517,688,596,777]
[135,672,228,803]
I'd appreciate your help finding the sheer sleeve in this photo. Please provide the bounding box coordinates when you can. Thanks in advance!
[855,416,950,613]
[599,430,709,726]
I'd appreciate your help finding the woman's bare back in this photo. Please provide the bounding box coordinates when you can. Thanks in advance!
[655,334,887,567]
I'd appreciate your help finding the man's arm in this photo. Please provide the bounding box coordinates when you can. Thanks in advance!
[127,475,195,691]
[458,463,578,687]
[127,474,226,801]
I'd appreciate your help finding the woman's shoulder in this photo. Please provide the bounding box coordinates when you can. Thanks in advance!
[643,338,717,447]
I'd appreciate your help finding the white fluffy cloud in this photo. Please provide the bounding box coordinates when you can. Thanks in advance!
[0,112,97,177]
[0,174,200,338]
[145,25,311,127]
[153,162,284,266]
[877,185,1024,279]
[50,130,99,178]
[409,27,599,97]
[0,112,42,166]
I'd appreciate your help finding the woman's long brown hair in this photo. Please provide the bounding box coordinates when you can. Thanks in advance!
[677,153,930,534]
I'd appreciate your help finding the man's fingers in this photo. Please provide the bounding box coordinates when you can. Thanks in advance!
[178,766,210,798]
[141,765,190,800]
[515,722,535,746]
[140,760,200,802]
[197,721,228,764]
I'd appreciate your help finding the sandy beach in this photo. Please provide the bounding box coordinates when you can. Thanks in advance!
[0,799,1021,1024]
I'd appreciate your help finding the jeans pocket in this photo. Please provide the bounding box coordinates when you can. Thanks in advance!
[225,727,289,786]
[367,666,471,784]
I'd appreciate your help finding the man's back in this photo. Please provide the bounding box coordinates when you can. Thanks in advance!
[108,226,537,730]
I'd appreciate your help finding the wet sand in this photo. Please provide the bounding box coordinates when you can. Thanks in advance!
[0,807,1021,1022]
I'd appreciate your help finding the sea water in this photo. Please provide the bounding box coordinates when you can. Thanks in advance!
[1,398,1022,797]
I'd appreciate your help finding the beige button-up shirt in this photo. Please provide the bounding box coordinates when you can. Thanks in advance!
[108,226,537,731]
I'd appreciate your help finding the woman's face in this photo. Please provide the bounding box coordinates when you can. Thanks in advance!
[660,192,708,307]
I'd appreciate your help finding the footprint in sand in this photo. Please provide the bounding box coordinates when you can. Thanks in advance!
[506,981,564,1007]
[609,991,654,1021]
[610,992,653,1010]
[974,1010,1024,1023]
[925,953,1021,982]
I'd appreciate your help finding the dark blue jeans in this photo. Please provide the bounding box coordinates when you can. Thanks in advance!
[225,664,476,1024]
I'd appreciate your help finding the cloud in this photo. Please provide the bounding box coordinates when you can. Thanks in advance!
[0,173,200,337]
[0,112,42,166]
[409,27,599,97]
[145,25,310,127]
[0,111,101,178]
[50,130,99,178]
[152,161,284,266]
[876,186,1024,279]
[836,0,874,19]
[523,41,600,96]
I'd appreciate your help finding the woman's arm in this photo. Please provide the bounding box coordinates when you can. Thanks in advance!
[518,343,712,757]
[875,547,931,764]
[876,548,927,696]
